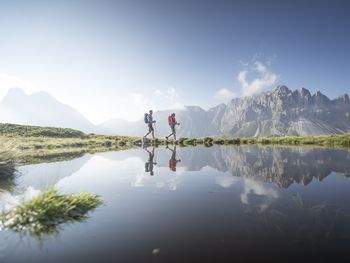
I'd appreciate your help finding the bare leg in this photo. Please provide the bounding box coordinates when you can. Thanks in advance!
[144,131,151,138]
[166,132,174,139]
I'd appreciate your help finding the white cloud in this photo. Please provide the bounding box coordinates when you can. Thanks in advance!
[0,73,42,100]
[214,88,237,102]
[238,60,278,97]
[153,87,184,109]
[129,92,156,119]
[127,87,184,121]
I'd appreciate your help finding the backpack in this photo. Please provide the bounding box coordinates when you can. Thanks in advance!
[144,113,149,124]
[168,115,175,125]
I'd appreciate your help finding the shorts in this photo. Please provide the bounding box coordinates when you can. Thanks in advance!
[148,124,154,132]
[170,124,176,133]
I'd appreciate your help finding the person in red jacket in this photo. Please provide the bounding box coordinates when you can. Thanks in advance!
[165,113,180,140]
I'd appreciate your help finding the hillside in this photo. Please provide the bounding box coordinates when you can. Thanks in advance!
[0,123,86,138]
[0,88,98,133]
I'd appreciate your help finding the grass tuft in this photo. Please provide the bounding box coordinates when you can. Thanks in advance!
[0,188,103,238]
[0,139,19,191]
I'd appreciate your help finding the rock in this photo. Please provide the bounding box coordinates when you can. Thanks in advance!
[152,248,161,255]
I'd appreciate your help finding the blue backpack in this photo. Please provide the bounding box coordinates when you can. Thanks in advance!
[144,113,149,124]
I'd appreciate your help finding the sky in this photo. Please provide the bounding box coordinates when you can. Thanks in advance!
[0,0,349,123]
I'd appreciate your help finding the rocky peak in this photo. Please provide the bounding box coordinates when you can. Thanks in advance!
[3,87,26,99]
[334,93,350,104]
[313,90,330,104]
[185,105,205,112]
[209,103,227,112]
[315,90,323,96]
[342,93,349,102]
[273,85,292,99]
[299,87,311,98]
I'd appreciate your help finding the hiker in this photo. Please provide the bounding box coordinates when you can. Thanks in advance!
[166,113,180,140]
[143,110,156,140]
[144,146,157,176]
[166,145,181,172]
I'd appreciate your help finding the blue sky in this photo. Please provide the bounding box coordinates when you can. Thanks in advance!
[0,0,349,123]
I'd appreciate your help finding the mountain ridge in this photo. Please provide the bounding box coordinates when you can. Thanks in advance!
[0,86,349,137]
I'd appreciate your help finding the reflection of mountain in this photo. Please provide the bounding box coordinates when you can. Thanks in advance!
[156,146,350,188]
[17,154,92,190]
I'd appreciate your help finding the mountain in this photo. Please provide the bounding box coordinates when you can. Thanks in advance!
[101,106,219,137]
[1,86,349,137]
[220,85,350,136]
[0,87,97,133]
[103,85,350,137]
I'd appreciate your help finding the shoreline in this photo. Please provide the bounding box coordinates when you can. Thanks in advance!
[1,123,349,165]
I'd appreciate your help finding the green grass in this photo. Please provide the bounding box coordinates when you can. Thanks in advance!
[1,123,349,165]
[122,133,350,149]
[0,139,19,191]
[0,123,137,164]
[0,123,86,138]
[165,133,350,148]
[0,188,103,238]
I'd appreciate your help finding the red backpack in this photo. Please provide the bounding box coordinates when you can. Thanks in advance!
[168,115,175,125]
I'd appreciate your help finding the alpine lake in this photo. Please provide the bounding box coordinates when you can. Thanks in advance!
[1,145,350,262]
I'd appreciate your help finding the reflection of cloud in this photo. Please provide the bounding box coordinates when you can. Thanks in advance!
[156,182,165,188]
[240,179,279,212]
[166,167,187,191]
[0,186,41,213]
[131,166,186,191]
[168,176,180,191]
[131,168,149,187]
[215,175,239,188]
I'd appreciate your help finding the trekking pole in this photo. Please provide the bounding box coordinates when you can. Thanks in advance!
[154,147,157,163]
[154,122,157,138]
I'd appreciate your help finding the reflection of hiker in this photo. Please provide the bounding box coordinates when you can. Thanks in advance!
[144,147,157,176]
[166,145,181,172]
[165,113,180,140]
[143,110,156,140]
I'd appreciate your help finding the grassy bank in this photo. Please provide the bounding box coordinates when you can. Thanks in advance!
[141,133,350,148]
[0,188,102,238]
[0,123,137,164]
[0,140,19,191]
[1,123,349,165]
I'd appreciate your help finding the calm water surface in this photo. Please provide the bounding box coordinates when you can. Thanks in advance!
[1,145,350,262]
